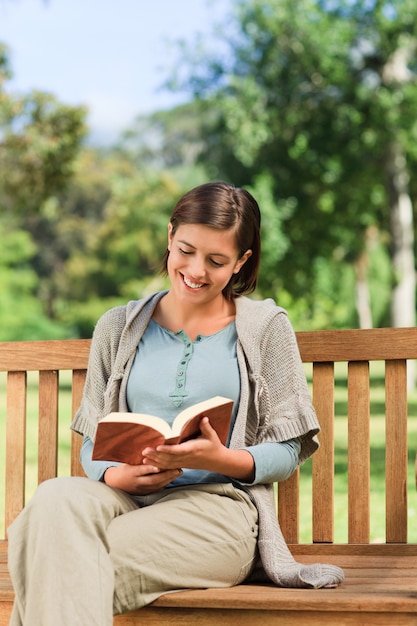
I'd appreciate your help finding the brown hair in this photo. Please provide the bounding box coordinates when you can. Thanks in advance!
[162,181,261,299]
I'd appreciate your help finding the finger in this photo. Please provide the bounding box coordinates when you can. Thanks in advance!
[143,468,182,485]
[154,444,184,455]
[141,447,156,457]
[141,456,161,466]
[142,456,183,471]
[138,464,161,474]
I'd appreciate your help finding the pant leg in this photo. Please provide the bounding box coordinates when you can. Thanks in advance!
[8,479,258,623]
[7,476,138,626]
[109,483,259,614]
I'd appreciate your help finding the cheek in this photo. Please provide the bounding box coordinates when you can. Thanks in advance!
[166,253,176,278]
[221,268,238,284]
[167,249,181,269]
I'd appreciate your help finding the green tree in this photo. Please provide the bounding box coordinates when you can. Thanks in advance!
[61,165,186,337]
[117,102,207,172]
[172,0,417,329]
[0,220,68,340]
[0,43,88,325]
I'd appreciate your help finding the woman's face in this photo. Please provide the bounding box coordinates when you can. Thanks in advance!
[167,223,251,305]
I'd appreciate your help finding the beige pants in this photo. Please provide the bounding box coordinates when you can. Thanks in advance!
[8,477,258,626]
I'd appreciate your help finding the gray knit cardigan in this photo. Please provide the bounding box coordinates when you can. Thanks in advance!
[71,292,344,588]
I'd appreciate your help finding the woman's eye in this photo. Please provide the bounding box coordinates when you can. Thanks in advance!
[178,248,224,267]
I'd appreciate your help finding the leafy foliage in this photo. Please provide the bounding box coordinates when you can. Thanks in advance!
[0,220,68,339]
[0,44,88,335]
[1,2,417,338]
[171,0,417,327]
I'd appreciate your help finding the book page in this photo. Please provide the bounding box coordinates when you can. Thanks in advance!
[99,411,172,438]
[172,396,234,444]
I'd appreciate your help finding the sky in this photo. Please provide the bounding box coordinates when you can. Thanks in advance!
[0,0,233,144]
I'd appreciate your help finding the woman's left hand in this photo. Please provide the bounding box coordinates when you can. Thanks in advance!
[142,417,255,482]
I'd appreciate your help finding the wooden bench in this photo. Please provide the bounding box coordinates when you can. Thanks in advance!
[0,327,416,625]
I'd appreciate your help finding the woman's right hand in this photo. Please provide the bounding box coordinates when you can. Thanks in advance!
[103,463,182,495]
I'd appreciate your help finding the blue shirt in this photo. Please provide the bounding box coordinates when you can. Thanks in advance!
[81,319,300,485]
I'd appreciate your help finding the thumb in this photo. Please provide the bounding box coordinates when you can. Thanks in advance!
[199,416,216,438]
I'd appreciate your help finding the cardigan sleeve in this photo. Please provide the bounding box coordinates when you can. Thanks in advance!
[70,305,127,440]
[250,309,320,464]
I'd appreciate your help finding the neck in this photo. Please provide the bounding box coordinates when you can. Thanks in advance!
[153,291,236,338]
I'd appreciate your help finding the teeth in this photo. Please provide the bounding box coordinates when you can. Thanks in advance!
[183,276,204,289]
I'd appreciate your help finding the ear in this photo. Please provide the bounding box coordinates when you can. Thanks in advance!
[167,222,173,250]
[233,249,252,274]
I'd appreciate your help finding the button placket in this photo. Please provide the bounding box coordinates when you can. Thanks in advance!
[169,333,194,408]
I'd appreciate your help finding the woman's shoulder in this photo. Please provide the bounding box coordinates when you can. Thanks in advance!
[235,296,296,350]
[93,292,166,339]
[95,293,165,327]
[235,296,287,323]
[94,304,128,333]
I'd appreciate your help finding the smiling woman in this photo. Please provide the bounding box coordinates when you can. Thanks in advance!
[7,181,343,626]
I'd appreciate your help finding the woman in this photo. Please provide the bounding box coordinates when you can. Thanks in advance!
[8,182,343,626]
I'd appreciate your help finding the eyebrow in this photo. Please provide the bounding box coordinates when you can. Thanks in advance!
[178,239,231,259]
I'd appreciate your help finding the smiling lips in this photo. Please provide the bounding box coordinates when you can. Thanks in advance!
[182,275,206,290]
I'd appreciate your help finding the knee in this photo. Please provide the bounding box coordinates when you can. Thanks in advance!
[34,476,78,501]
[8,478,82,541]
[27,476,94,514]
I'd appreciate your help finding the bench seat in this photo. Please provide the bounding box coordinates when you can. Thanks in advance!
[2,543,417,625]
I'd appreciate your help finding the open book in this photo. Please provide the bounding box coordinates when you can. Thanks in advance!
[92,395,234,465]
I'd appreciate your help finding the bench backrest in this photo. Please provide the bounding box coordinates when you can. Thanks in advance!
[1,328,416,544]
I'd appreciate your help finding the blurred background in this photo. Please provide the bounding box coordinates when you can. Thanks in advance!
[0,0,416,340]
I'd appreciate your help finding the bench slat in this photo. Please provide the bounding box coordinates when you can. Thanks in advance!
[312,362,334,543]
[147,577,417,611]
[348,361,370,543]
[5,372,27,535]
[297,326,417,362]
[278,470,299,544]
[288,542,417,557]
[70,369,87,478]
[385,359,408,542]
[114,609,417,626]
[38,370,59,484]
[0,339,91,371]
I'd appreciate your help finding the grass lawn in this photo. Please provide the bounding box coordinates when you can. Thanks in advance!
[1,363,416,542]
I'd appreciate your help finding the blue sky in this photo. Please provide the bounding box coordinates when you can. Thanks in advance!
[0,0,233,143]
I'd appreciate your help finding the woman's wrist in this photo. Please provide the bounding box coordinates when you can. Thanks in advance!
[102,466,118,485]
[215,448,255,483]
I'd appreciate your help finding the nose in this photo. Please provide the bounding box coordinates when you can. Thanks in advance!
[188,255,206,279]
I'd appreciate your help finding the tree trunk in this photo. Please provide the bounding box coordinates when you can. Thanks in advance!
[385,142,415,328]
[382,38,416,388]
[355,250,373,329]
[385,141,416,390]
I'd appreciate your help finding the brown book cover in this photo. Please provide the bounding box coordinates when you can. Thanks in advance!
[92,396,234,465]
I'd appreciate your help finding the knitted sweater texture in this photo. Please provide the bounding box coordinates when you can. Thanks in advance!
[71,292,344,588]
